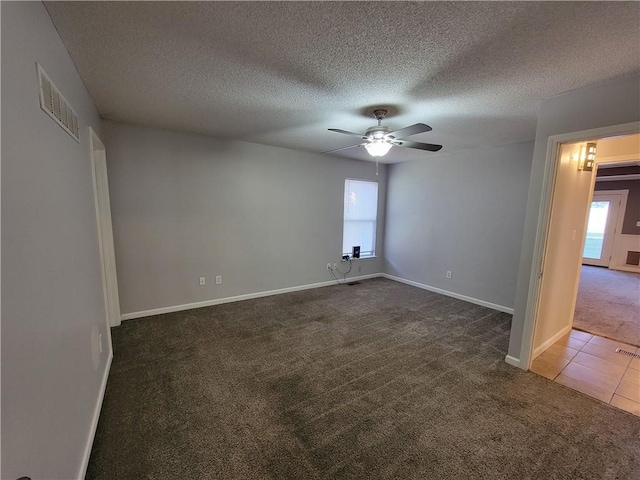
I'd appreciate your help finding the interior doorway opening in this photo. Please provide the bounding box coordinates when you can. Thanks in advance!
[526,131,639,415]
[528,133,640,416]
[573,164,639,348]
[530,133,639,359]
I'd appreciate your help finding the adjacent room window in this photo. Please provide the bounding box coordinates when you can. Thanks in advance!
[343,179,378,258]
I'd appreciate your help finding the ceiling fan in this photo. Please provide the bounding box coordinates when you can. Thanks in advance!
[323,109,443,158]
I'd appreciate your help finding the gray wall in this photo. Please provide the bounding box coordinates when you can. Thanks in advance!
[1,2,111,478]
[594,179,640,235]
[102,121,387,316]
[509,73,640,362]
[384,141,534,309]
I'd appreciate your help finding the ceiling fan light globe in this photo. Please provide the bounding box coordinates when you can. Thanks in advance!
[364,141,392,157]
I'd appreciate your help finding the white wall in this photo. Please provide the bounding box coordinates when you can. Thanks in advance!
[383,141,533,310]
[102,121,387,316]
[532,143,592,356]
[509,73,640,363]
[1,2,111,479]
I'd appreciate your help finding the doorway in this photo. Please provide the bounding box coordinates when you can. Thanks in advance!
[529,134,639,359]
[526,132,640,414]
[582,192,623,267]
[574,182,638,347]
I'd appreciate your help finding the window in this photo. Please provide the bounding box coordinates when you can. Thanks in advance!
[343,179,378,258]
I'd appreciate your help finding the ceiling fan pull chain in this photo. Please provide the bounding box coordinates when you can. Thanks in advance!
[376,160,379,176]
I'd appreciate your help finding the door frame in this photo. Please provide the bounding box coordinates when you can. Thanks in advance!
[519,121,640,370]
[90,128,122,328]
[582,190,627,267]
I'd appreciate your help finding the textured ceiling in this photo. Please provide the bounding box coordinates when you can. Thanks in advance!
[45,1,640,163]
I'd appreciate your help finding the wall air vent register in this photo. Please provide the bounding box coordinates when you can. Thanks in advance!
[37,63,80,142]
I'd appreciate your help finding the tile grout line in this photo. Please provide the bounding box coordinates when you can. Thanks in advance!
[553,333,589,381]
[555,333,619,404]
[581,334,619,405]
[612,363,640,405]
[531,329,638,415]
[533,330,638,415]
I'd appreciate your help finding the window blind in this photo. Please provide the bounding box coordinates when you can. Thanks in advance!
[343,179,378,257]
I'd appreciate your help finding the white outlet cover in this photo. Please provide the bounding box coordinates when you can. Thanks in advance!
[215,275,222,284]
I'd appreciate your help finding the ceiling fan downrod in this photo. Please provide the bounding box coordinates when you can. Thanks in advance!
[373,109,387,126]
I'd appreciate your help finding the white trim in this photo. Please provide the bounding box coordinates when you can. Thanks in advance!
[381,273,514,314]
[611,264,640,274]
[504,355,522,368]
[594,153,640,164]
[120,272,518,374]
[596,174,640,182]
[582,190,627,268]
[532,324,571,360]
[90,128,121,328]
[120,273,515,322]
[121,274,383,321]
[518,121,640,372]
[77,350,112,480]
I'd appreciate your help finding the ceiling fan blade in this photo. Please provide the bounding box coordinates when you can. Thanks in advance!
[321,143,362,155]
[394,140,442,152]
[388,123,432,139]
[328,128,366,138]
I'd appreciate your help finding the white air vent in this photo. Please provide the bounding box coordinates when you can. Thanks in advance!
[37,63,80,142]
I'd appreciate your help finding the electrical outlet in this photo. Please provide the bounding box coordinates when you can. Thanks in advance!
[333,263,337,270]
[99,333,103,354]
[199,276,206,286]
[327,263,332,270]
[446,271,452,279]
[215,275,222,285]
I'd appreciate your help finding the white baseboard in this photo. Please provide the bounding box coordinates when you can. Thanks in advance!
[381,274,514,314]
[78,349,112,480]
[532,324,572,360]
[610,264,640,274]
[504,355,523,369]
[121,273,383,321]
[121,272,514,322]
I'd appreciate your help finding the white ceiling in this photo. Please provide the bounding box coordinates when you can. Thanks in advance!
[45,1,640,163]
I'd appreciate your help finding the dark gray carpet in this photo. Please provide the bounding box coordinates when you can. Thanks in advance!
[88,278,640,479]
[574,266,640,347]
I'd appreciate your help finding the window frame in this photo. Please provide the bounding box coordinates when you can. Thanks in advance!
[342,178,379,258]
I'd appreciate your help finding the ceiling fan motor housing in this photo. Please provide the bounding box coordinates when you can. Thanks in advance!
[365,125,392,140]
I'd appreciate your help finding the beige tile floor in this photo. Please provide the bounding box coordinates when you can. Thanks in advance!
[531,329,640,416]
